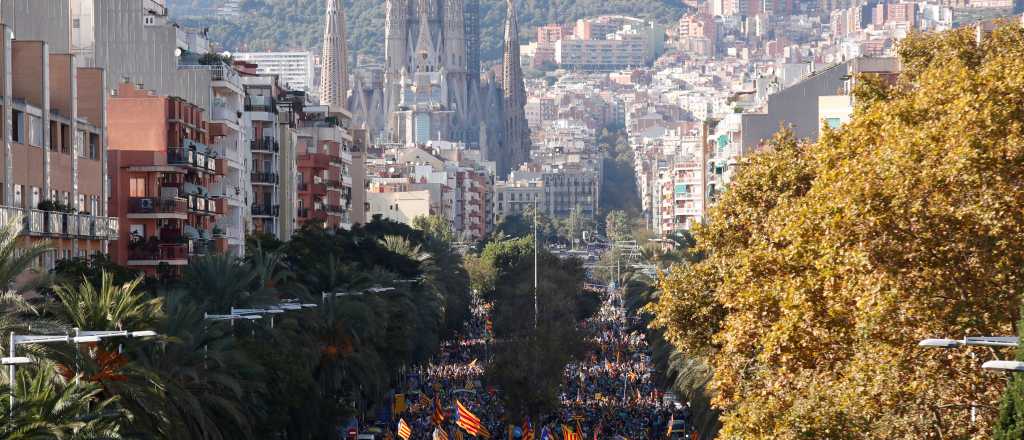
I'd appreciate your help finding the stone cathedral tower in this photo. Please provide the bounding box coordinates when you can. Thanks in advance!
[381,0,474,144]
[500,0,530,177]
[320,0,350,111]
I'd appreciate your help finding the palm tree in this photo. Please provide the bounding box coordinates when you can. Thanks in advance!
[0,214,52,294]
[0,364,127,439]
[129,292,261,440]
[49,273,162,331]
[182,255,265,312]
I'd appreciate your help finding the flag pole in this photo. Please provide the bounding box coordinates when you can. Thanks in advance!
[533,197,538,330]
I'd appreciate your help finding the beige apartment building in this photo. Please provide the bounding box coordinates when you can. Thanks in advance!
[0,19,119,271]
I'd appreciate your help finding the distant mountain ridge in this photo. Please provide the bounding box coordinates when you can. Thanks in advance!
[167,0,687,66]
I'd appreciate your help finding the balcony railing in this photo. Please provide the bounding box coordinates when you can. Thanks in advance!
[191,239,216,257]
[0,207,118,240]
[298,182,327,194]
[297,207,309,219]
[128,243,188,262]
[250,138,280,153]
[251,172,279,184]
[128,197,188,215]
[167,146,217,172]
[251,205,280,217]
[244,96,276,113]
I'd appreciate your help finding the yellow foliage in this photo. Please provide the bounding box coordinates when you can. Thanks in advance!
[651,24,1024,439]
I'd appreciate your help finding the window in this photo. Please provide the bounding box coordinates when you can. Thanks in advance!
[75,130,85,157]
[826,117,842,129]
[129,177,146,197]
[31,187,39,209]
[72,18,80,29]
[11,110,23,143]
[27,115,42,147]
[13,185,22,208]
[89,134,99,159]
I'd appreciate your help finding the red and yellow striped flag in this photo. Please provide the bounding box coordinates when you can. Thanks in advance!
[455,400,484,437]
[398,419,412,440]
[432,396,446,426]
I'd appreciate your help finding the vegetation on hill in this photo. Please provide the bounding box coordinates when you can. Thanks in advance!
[168,0,687,66]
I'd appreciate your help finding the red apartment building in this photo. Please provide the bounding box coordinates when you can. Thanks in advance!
[107,82,226,275]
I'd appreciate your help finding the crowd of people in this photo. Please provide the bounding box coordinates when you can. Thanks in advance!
[384,291,695,440]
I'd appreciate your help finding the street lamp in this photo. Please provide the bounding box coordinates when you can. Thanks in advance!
[918,336,1019,348]
[983,360,1024,372]
[7,329,157,416]
[919,335,1020,424]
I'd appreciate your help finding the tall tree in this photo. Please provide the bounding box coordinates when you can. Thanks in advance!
[653,24,1024,438]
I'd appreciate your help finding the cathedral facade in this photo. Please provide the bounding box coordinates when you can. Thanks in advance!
[346,0,529,178]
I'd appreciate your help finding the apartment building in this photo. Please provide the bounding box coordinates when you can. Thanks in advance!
[296,107,358,229]
[0,21,119,270]
[107,82,225,275]
[241,69,284,238]
[234,52,316,93]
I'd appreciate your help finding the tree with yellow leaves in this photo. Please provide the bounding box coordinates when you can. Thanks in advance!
[651,22,1024,439]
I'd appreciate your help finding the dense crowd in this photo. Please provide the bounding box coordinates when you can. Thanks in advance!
[390,293,693,440]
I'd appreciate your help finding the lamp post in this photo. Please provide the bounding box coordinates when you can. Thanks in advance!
[6,329,157,417]
[919,335,1019,424]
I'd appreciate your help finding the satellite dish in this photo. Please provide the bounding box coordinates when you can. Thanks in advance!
[174,47,183,57]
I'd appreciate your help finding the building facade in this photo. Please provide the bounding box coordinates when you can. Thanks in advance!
[234,52,316,92]
[107,83,225,275]
[0,20,119,271]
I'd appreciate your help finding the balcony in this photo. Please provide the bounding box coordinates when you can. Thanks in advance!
[4,209,116,240]
[127,242,189,266]
[298,153,331,170]
[127,197,188,219]
[190,239,216,257]
[297,207,309,219]
[244,96,276,114]
[298,181,327,195]
[185,195,220,216]
[250,138,280,153]
[178,64,243,95]
[251,204,280,217]
[167,145,218,174]
[251,172,279,185]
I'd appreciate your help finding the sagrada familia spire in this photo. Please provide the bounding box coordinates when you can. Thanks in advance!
[501,0,530,177]
[320,0,349,111]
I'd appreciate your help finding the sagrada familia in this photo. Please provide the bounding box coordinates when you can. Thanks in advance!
[321,0,530,178]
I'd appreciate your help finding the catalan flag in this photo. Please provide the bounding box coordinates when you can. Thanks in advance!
[455,428,464,440]
[419,393,432,408]
[522,419,534,440]
[455,400,484,437]
[432,396,446,426]
[398,419,412,440]
[433,427,449,440]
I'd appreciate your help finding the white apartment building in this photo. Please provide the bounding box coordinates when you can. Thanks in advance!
[234,52,316,92]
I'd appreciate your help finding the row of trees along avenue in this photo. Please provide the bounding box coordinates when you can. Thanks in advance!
[0,214,471,439]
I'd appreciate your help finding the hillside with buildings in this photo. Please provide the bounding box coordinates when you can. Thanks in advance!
[167,0,688,65]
